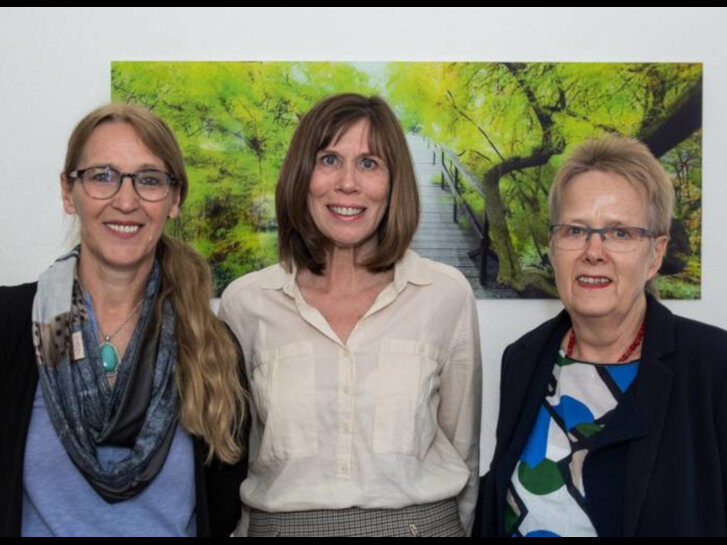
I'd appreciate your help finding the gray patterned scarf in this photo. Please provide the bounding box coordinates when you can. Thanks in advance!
[31,247,179,503]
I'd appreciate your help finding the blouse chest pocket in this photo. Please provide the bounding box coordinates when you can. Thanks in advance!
[251,341,318,461]
[373,339,444,459]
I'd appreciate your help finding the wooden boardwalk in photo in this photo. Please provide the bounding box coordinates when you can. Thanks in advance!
[407,134,518,299]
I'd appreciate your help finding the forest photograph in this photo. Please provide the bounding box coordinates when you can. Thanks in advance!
[112,61,702,298]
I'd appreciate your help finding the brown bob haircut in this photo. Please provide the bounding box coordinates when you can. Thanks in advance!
[276,93,420,274]
[63,103,188,206]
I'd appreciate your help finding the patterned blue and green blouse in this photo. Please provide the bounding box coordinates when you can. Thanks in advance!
[505,351,639,537]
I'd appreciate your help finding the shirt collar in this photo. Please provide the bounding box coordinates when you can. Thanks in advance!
[260,249,432,295]
[260,263,294,293]
[392,249,432,292]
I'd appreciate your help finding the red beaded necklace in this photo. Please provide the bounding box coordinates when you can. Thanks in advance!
[566,319,646,363]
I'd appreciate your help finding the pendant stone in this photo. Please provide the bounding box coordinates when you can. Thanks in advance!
[100,341,119,373]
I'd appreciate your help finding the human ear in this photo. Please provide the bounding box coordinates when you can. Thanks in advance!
[168,189,181,219]
[60,173,76,215]
[647,235,669,280]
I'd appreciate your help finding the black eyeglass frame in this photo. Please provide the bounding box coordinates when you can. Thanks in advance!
[68,166,179,202]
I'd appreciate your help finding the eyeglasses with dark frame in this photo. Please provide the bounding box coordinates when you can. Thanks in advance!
[549,224,658,252]
[68,166,178,202]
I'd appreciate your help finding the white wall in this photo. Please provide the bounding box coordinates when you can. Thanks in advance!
[2,7,726,470]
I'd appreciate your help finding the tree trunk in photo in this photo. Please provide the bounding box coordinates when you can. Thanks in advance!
[482,167,522,288]
[637,75,702,275]
[482,149,563,291]
[638,75,702,157]
[478,63,566,293]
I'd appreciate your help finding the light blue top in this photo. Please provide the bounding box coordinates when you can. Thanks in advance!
[21,381,197,537]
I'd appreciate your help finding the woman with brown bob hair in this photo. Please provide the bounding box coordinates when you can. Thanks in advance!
[0,104,246,536]
[221,93,481,536]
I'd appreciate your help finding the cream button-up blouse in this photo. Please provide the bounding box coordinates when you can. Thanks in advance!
[219,250,482,534]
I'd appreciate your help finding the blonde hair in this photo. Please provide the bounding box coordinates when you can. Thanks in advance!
[549,135,675,296]
[64,104,245,464]
[276,94,420,274]
[157,235,245,464]
[549,135,674,236]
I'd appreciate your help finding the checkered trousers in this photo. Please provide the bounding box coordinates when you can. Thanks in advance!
[248,498,465,537]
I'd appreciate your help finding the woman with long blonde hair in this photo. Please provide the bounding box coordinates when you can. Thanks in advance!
[0,104,246,537]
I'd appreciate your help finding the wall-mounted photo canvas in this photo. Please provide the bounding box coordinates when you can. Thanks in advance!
[112,61,702,298]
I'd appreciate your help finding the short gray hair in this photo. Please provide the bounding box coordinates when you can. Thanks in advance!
[549,135,674,236]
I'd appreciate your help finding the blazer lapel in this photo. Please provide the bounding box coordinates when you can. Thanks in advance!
[494,313,570,536]
[622,295,676,536]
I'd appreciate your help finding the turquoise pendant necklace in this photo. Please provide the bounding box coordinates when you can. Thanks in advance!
[100,340,120,372]
[99,299,143,373]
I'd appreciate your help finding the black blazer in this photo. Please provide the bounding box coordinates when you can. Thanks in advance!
[0,283,246,537]
[476,294,727,537]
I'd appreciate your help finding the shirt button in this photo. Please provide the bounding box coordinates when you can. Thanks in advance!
[342,385,350,395]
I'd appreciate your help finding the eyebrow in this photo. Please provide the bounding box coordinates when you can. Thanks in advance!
[562,218,631,227]
[87,162,165,171]
[315,149,385,161]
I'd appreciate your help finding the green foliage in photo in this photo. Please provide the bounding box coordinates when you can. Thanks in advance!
[112,61,702,298]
